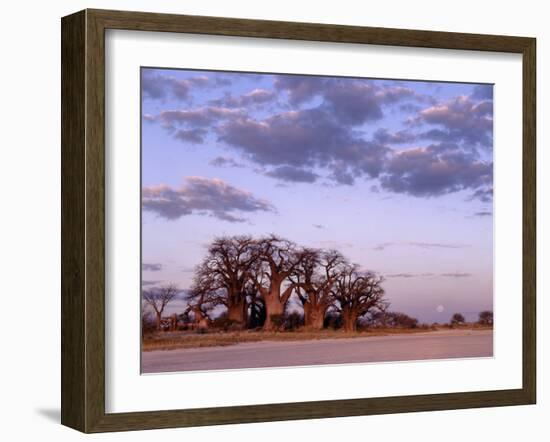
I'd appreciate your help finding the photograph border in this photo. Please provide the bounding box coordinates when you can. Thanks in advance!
[61,8,536,433]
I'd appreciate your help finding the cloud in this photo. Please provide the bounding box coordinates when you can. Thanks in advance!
[379,144,492,197]
[386,273,435,278]
[386,272,470,278]
[213,76,233,86]
[323,81,385,124]
[264,166,319,183]
[414,95,493,147]
[158,106,244,130]
[212,72,264,87]
[274,77,419,122]
[274,75,328,105]
[210,88,276,107]
[373,128,417,144]
[217,101,492,197]
[142,263,162,271]
[473,211,492,217]
[326,82,421,125]
[174,128,208,144]
[318,240,354,249]
[141,70,210,100]
[144,72,493,202]
[313,224,324,229]
[209,156,244,168]
[218,108,390,184]
[440,272,472,278]
[142,176,275,222]
[211,81,490,194]
[374,241,469,251]
[142,280,161,286]
[469,187,493,203]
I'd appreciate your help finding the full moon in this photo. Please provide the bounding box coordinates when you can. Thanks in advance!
[436,305,445,313]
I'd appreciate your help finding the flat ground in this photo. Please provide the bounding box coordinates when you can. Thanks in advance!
[141,329,493,373]
[142,327,448,352]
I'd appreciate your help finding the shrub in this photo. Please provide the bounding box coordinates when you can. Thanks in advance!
[210,314,239,331]
[284,312,304,331]
[141,311,156,335]
[384,312,419,329]
[478,310,493,326]
[450,313,465,327]
[324,311,343,330]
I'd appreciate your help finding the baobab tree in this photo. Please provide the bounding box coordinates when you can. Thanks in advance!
[292,248,346,329]
[331,265,386,332]
[189,236,257,326]
[142,283,179,331]
[253,235,306,331]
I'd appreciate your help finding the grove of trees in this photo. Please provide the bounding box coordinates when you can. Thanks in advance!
[183,234,387,332]
[141,235,495,333]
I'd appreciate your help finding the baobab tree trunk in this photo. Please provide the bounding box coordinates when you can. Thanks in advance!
[191,306,209,330]
[263,293,286,331]
[227,300,246,327]
[197,316,209,329]
[342,308,358,332]
[170,314,177,331]
[155,311,162,331]
[261,279,294,331]
[303,302,325,329]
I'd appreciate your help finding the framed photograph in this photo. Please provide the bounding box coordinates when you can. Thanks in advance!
[61,9,536,433]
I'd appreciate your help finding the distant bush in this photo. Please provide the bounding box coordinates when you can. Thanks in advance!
[360,310,386,328]
[324,311,343,330]
[450,313,465,327]
[284,312,304,331]
[478,310,493,326]
[384,312,419,329]
[141,311,156,335]
[210,314,239,331]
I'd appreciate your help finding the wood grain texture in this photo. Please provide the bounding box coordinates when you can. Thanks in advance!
[61,10,86,431]
[522,38,537,403]
[61,8,537,433]
[89,8,533,52]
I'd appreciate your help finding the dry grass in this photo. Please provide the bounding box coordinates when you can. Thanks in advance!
[142,325,493,352]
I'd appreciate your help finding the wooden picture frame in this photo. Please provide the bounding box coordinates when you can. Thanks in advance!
[61,8,536,433]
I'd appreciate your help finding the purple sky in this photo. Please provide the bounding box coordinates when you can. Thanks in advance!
[141,68,493,323]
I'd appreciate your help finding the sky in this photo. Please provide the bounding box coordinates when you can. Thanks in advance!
[141,67,494,324]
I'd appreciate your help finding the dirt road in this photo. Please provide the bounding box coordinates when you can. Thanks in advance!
[141,329,493,374]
